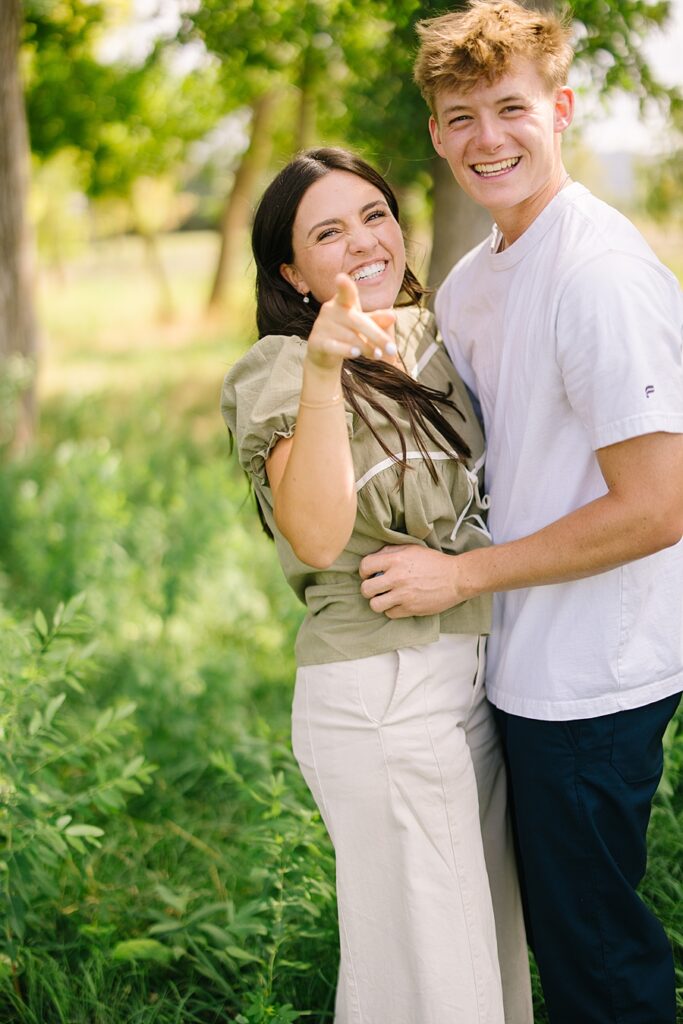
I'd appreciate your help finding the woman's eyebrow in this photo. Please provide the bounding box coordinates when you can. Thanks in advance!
[306,200,388,239]
[307,217,342,239]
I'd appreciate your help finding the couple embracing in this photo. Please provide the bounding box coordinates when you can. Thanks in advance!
[223,2,683,1022]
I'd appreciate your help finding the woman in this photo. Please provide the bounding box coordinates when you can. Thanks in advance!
[222,148,531,1024]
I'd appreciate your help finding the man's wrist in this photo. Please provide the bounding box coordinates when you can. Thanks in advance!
[450,547,488,604]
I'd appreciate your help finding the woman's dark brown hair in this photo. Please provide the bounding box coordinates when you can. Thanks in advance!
[250,147,472,535]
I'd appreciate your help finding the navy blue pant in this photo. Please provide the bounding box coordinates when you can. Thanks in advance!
[495,693,681,1024]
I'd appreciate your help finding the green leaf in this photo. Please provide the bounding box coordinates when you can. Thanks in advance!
[155,884,188,914]
[65,834,86,854]
[64,823,105,838]
[111,939,174,964]
[61,592,86,625]
[44,692,66,726]
[122,754,145,778]
[42,830,69,857]
[113,702,137,722]
[150,902,233,937]
[93,790,125,811]
[148,919,187,937]
[224,944,263,964]
[115,778,143,795]
[94,708,114,732]
[198,922,233,946]
[28,710,43,736]
[52,602,64,630]
[34,609,49,639]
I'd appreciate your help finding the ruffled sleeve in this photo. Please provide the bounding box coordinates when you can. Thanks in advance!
[221,334,354,487]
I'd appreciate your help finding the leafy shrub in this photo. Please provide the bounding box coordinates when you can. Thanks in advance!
[0,594,154,1009]
[144,728,338,1023]
[0,388,341,1022]
[643,714,683,999]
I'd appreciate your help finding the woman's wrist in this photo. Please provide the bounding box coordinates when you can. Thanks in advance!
[301,357,344,403]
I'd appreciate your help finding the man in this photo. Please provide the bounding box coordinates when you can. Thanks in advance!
[359,2,683,1022]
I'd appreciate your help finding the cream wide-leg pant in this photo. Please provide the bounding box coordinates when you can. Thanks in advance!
[291,633,532,1024]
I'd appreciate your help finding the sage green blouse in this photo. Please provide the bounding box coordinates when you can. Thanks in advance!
[221,306,492,666]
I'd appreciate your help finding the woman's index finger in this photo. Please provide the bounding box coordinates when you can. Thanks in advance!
[334,273,360,309]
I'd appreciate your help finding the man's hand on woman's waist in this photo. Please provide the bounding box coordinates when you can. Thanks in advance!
[360,545,470,618]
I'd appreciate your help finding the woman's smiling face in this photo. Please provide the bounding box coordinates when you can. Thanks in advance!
[280,170,406,311]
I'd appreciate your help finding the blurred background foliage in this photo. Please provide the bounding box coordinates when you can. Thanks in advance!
[0,0,681,1020]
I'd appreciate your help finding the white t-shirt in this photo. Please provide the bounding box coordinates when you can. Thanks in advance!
[436,182,683,720]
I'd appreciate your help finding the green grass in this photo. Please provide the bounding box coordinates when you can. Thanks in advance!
[37,230,254,403]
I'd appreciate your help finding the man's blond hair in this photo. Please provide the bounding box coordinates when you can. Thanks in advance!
[414,0,573,112]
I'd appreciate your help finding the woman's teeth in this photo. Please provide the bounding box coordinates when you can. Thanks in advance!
[351,261,386,282]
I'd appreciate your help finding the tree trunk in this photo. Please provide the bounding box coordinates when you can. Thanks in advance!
[207,91,280,310]
[428,155,493,289]
[427,0,556,286]
[295,83,317,152]
[295,46,317,151]
[140,230,174,321]
[0,0,39,452]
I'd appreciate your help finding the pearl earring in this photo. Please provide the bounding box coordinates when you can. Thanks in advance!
[302,294,310,304]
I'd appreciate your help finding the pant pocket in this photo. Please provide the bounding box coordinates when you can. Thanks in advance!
[357,650,402,725]
[467,635,487,711]
[290,667,309,769]
[609,696,678,784]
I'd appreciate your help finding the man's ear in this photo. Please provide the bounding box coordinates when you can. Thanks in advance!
[429,115,446,157]
[280,263,308,295]
[554,86,574,134]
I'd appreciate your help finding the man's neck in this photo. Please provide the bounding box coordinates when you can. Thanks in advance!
[495,171,572,252]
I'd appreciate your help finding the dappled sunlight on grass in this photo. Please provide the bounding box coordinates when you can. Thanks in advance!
[37,231,256,405]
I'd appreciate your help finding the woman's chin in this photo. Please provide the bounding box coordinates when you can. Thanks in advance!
[358,280,401,312]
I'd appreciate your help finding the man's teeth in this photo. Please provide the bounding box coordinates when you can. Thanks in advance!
[351,261,386,282]
[473,157,520,176]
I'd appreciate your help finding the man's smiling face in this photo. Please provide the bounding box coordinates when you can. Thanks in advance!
[429,58,574,243]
